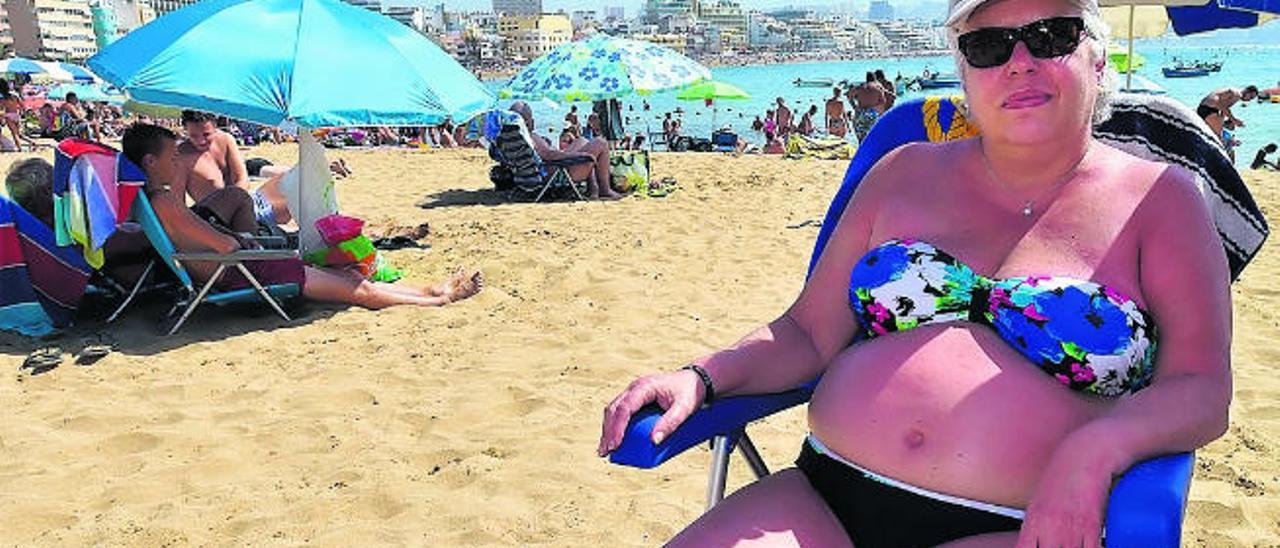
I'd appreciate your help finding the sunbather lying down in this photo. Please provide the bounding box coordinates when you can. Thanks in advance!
[123,122,483,309]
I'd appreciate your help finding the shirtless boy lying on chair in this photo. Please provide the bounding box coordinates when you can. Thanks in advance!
[124,122,482,309]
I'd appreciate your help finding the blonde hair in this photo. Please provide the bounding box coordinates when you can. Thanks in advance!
[948,0,1114,125]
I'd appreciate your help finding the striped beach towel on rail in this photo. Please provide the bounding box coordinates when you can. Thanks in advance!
[51,139,146,269]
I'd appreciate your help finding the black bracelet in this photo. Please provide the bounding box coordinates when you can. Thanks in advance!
[681,364,716,406]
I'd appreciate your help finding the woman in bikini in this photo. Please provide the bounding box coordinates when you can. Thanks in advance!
[0,80,37,151]
[598,0,1232,546]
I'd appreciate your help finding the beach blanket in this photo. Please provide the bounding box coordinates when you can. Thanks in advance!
[784,134,856,161]
[811,95,1267,281]
[51,139,146,269]
[0,195,92,336]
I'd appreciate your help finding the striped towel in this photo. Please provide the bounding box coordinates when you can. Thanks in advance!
[52,139,146,269]
[0,195,92,336]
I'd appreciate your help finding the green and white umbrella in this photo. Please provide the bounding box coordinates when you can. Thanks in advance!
[501,34,709,102]
[676,80,751,128]
[675,80,750,101]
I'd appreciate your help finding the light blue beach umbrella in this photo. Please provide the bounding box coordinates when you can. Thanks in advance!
[56,63,98,83]
[86,0,494,128]
[47,83,124,104]
[501,34,710,102]
[88,0,495,253]
[0,57,49,75]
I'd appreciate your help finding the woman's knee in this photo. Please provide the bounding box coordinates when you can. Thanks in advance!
[667,469,849,548]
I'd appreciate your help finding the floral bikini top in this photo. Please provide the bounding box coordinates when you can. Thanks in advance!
[849,239,1159,397]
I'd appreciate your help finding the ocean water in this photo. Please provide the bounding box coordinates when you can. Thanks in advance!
[504,44,1280,166]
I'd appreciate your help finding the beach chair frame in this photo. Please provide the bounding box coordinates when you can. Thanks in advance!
[490,117,595,203]
[608,94,1270,547]
[125,192,301,335]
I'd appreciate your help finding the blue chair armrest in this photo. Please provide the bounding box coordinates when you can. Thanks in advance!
[1105,452,1194,548]
[609,383,816,469]
[610,382,1191,547]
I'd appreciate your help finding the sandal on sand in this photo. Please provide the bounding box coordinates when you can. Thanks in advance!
[76,333,116,366]
[649,176,678,198]
[21,347,62,374]
[372,235,429,251]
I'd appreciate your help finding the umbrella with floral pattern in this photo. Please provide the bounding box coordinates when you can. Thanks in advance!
[500,34,710,102]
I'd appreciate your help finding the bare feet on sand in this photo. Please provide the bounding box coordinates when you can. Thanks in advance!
[432,268,484,303]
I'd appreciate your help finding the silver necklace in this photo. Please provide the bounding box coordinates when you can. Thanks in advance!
[980,140,1091,217]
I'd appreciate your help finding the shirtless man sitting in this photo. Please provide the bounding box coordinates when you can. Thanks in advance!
[176,110,295,232]
[509,101,624,200]
[122,122,482,309]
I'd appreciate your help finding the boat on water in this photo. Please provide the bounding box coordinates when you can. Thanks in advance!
[1196,60,1222,72]
[1162,66,1210,78]
[793,77,834,88]
[918,74,962,89]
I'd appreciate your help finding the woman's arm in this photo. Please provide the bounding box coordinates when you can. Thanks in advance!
[1086,165,1232,470]
[1016,165,1232,548]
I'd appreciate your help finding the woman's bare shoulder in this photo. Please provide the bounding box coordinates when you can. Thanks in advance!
[1099,145,1198,200]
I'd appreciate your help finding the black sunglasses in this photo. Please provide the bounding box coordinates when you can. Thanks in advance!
[957,17,1087,69]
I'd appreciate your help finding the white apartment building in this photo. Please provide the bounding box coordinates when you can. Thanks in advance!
[144,0,196,17]
[498,13,570,59]
[6,0,98,60]
[0,3,14,53]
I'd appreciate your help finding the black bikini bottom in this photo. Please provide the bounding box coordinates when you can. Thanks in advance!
[795,439,1022,548]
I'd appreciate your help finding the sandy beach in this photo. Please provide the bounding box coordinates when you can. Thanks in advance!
[0,146,1276,546]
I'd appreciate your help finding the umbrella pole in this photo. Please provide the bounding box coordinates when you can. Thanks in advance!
[299,129,307,253]
[1127,4,1135,91]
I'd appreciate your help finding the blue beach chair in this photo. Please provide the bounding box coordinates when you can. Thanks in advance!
[114,192,301,335]
[610,94,1268,547]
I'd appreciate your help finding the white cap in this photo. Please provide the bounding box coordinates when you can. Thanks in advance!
[946,0,1098,27]
[946,0,988,26]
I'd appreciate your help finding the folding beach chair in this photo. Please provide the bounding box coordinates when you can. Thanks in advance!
[489,116,595,202]
[711,130,739,153]
[115,192,301,335]
[609,94,1269,547]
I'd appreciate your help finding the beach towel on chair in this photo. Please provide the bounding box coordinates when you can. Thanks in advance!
[51,139,145,269]
[784,134,856,160]
[0,195,92,336]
